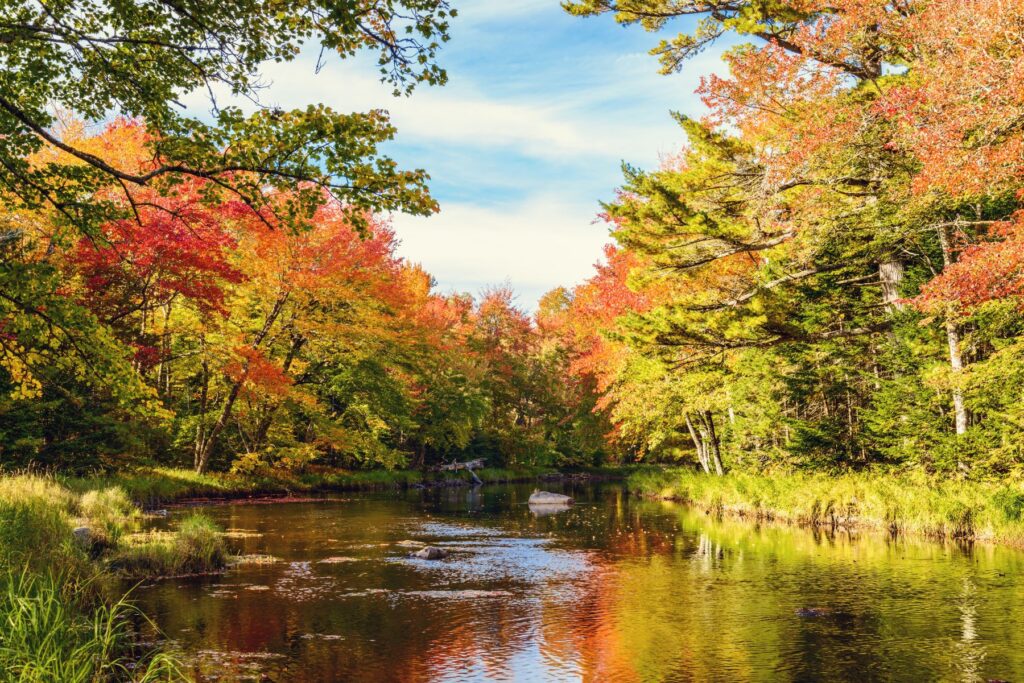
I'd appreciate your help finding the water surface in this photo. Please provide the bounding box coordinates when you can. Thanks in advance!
[136,483,1024,681]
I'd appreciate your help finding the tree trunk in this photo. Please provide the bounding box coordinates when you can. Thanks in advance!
[879,260,904,312]
[193,336,210,471]
[194,293,290,474]
[945,317,968,435]
[701,411,725,476]
[685,413,711,474]
[252,333,305,448]
[937,223,968,436]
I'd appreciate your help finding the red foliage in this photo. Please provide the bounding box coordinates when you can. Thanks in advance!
[914,216,1024,311]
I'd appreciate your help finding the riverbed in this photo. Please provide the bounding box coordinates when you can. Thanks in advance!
[135,482,1024,681]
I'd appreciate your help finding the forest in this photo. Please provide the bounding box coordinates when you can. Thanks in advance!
[5,0,1024,680]
[4,1,1024,482]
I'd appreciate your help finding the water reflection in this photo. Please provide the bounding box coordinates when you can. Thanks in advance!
[135,484,1024,682]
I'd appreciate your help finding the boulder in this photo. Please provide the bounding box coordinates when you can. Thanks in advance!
[528,490,573,506]
[412,546,448,560]
[72,526,93,547]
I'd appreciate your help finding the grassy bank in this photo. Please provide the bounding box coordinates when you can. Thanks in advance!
[0,474,229,681]
[61,465,625,508]
[628,468,1024,546]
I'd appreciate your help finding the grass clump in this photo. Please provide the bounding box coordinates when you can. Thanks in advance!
[112,513,227,578]
[0,474,189,681]
[0,568,184,682]
[79,487,140,548]
[0,475,86,577]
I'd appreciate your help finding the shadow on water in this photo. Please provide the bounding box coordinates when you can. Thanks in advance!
[134,482,1024,682]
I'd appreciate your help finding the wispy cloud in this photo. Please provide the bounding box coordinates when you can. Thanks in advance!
[180,0,733,308]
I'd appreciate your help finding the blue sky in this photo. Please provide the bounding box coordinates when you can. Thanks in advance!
[191,1,731,309]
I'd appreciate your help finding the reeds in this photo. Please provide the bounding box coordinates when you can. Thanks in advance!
[628,468,1024,545]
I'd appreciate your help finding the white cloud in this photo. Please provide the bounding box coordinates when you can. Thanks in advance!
[391,197,611,307]
[176,7,734,309]
[192,57,684,163]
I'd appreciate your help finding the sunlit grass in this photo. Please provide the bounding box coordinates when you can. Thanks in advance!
[0,473,203,680]
[112,514,227,578]
[0,568,186,682]
[628,468,1024,545]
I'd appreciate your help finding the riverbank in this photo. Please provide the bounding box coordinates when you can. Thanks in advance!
[0,474,226,681]
[60,465,634,508]
[628,468,1024,547]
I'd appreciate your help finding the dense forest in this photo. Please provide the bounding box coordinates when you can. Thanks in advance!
[3,0,1024,483]
[555,0,1024,478]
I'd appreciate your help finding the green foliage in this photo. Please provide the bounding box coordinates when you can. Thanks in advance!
[0,0,454,236]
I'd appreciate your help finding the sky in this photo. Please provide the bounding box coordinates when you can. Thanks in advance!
[193,1,731,310]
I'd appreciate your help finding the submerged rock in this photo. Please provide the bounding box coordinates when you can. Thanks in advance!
[412,546,448,560]
[528,490,573,506]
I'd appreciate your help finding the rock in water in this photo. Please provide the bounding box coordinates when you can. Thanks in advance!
[528,490,573,506]
[412,546,448,560]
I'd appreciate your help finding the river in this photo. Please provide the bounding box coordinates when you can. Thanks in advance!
[134,482,1024,681]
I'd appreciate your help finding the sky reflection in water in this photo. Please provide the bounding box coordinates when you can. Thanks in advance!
[134,483,1024,682]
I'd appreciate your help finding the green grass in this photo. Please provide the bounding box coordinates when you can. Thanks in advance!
[0,474,213,680]
[628,468,1024,545]
[111,513,227,579]
[0,568,185,682]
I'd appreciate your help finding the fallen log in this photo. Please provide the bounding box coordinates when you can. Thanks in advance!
[438,458,485,486]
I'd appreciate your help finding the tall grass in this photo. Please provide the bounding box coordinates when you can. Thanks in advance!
[0,474,196,681]
[79,487,140,548]
[0,569,184,682]
[628,468,1024,545]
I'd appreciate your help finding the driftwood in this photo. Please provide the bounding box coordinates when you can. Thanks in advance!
[439,458,485,485]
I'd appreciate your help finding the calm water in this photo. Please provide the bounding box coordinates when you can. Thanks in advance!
[135,483,1024,682]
